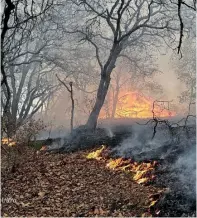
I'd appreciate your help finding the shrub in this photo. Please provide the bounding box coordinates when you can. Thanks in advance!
[1,119,47,175]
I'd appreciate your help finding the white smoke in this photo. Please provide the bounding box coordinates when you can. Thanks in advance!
[113,123,170,157]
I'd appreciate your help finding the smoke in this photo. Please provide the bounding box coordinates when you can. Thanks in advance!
[111,121,196,213]
[112,123,171,158]
[172,143,196,199]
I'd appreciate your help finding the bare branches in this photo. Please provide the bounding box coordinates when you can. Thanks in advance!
[1,0,15,45]
[82,35,103,71]
[137,97,195,141]
[177,0,184,56]
[181,0,196,10]
[1,0,15,115]
[1,0,56,137]
[2,0,195,132]
[7,0,54,30]
[175,0,196,55]
[56,74,71,92]
[63,29,103,71]
[65,0,193,128]
[114,0,125,42]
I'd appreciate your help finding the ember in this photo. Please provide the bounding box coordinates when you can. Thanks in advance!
[86,146,157,185]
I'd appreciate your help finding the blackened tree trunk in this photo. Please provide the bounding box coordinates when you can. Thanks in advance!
[86,44,121,129]
[1,0,15,137]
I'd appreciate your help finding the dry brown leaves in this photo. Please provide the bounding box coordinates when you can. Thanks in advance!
[1,148,161,217]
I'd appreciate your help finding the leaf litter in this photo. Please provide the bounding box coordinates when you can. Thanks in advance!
[1,147,162,217]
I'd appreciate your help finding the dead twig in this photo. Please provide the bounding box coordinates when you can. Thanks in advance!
[56,74,75,132]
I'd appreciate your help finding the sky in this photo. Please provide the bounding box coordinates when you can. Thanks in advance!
[154,51,185,102]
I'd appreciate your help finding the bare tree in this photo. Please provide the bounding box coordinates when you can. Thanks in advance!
[1,0,54,116]
[1,60,59,136]
[63,0,186,129]
[1,0,60,136]
[35,42,101,128]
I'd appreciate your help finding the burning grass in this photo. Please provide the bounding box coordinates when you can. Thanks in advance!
[86,145,157,185]
[86,145,106,160]
[1,147,163,217]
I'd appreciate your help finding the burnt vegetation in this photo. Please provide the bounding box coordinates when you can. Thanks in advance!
[1,0,196,217]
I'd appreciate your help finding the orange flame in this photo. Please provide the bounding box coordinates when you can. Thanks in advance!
[1,138,16,147]
[86,145,106,160]
[40,145,47,151]
[86,146,157,185]
[100,91,175,119]
[86,146,163,216]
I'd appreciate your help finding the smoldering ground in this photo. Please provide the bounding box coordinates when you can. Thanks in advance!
[109,120,196,216]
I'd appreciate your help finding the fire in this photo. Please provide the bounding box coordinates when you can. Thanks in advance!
[86,145,106,160]
[40,145,47,151]
[106,158,131,170]
[1,138,16,147]
[86,146,163,216]
[86,146,157,185]
[100,91,175,119]
[149,200,157,207]
[106,158,157,185]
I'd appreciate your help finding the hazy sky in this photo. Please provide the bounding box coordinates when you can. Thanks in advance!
[154,52,185,102]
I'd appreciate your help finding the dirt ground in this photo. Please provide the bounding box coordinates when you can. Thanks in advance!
[1,148,161,217]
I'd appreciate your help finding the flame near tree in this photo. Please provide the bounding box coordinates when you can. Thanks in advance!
[100,91,176,119]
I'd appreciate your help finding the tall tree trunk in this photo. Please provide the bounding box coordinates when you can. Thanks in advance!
[86,75,111,129]
[1,0,15,137]
[86,44,122,129]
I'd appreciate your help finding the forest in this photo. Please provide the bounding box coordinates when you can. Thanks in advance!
[1,0,196,217]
